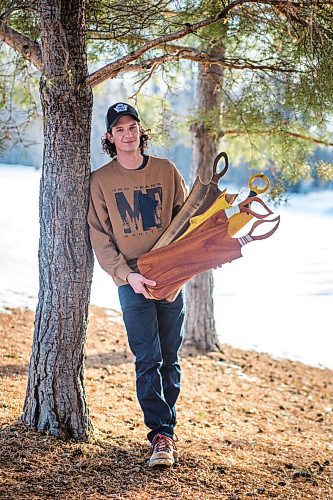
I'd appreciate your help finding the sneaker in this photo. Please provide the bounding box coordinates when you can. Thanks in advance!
[148,434,179,467]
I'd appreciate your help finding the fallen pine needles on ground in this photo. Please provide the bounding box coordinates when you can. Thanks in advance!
[0,306,332,499]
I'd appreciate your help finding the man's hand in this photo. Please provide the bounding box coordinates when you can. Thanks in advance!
[126,272,156,299]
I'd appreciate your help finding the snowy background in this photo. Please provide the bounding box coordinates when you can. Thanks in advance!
[0,164,332,369]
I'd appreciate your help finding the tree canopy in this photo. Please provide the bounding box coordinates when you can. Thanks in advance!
[1,0,333,191]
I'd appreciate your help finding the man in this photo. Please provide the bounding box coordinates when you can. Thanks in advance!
[88,102,187,467]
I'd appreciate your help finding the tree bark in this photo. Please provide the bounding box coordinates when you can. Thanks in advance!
[21,0,94,440]
[185,44,224,353]
[0,21,42,69]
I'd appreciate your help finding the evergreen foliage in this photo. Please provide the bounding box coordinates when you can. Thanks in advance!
[0,0,332,190]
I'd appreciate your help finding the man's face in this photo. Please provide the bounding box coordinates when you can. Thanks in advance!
[106,115,140,154]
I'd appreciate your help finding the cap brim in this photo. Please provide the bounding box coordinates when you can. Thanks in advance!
[108,112,140,130]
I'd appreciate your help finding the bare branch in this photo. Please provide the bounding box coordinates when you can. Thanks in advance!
[161,48,296,73]
[0,21,42,69]
[129,63,160,100]
[115,53,182,78]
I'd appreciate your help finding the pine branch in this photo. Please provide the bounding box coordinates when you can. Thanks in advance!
[0,21,42,69]
[86,25,206,88]
[86,0,307,88]
[0,0,36,21]
[86,34,296,72]
[105,51,296,80]
[223,128,333,146]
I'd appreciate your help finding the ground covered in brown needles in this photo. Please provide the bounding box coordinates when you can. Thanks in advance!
[0,306,332,499]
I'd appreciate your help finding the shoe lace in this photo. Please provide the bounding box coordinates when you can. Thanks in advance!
[151,434,175,453]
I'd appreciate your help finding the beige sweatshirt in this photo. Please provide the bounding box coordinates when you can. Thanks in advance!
[88,156,187,286]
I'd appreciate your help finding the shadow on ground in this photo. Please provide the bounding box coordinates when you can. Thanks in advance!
[0,363,29,377]
[0,422,229,498]
[1,421,332,499]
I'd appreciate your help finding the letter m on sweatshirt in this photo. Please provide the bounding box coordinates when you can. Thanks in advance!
[115,187,163,235]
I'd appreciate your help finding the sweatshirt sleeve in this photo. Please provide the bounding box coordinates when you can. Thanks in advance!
[88,176,133,282]
[171,162,188,217]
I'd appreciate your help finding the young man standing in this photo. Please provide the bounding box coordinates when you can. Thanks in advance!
[88,102,187,467]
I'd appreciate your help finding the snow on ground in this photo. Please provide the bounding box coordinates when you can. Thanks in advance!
[0,164,332,369]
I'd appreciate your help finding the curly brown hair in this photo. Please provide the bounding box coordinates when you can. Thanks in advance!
[101,126,151,159]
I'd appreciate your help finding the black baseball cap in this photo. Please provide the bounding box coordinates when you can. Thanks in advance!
[105,102,140,131]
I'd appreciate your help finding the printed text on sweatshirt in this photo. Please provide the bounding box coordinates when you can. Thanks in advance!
[88,156,187,286]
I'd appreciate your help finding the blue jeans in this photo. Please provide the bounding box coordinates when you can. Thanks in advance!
[118,285,185,442]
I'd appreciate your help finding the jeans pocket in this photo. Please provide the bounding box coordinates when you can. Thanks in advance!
[118,284,150,312]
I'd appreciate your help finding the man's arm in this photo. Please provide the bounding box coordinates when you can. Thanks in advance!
[88,192,133,282]
[88,180,155,296]
[171,162,188,217]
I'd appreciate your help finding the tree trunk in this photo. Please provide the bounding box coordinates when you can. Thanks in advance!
[185,45,224,353]
[21,0,94,440]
